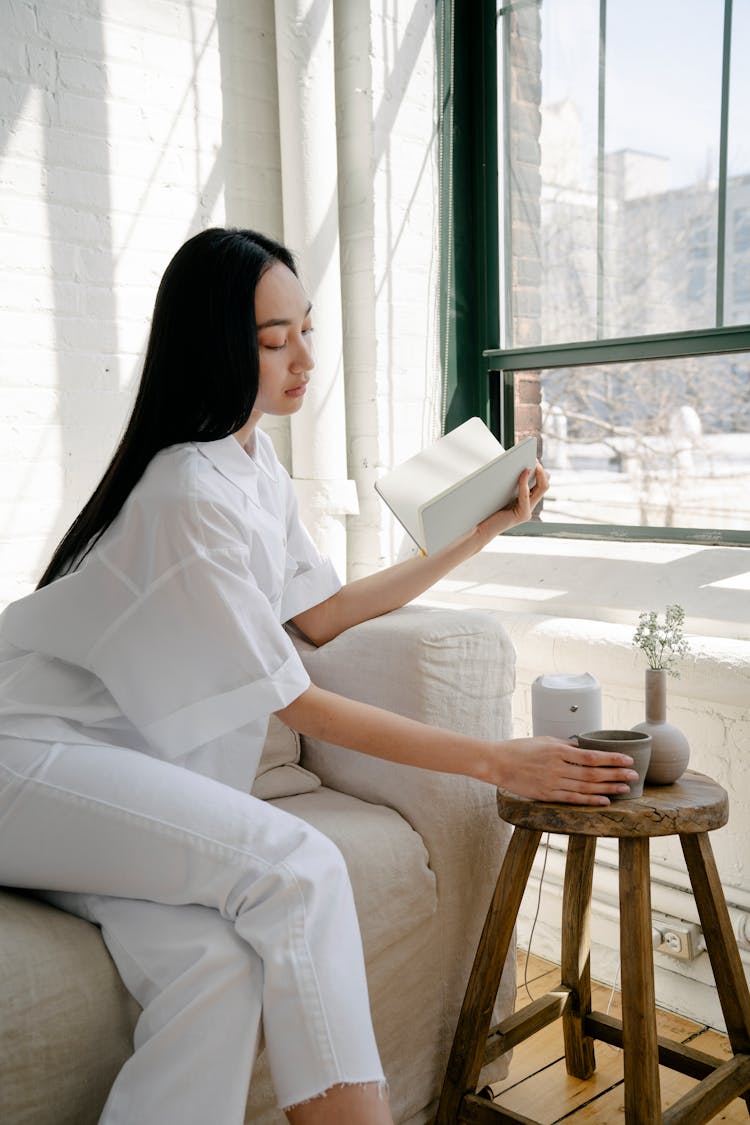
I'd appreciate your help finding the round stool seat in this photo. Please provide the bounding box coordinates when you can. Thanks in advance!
[497,770,728,838]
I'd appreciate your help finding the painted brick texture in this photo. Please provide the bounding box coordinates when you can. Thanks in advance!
[0,0,285,605]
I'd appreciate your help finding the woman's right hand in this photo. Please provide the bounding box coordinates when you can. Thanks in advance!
[487,736,640,805]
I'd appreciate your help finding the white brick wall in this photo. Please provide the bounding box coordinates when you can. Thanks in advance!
[0,0,290,604]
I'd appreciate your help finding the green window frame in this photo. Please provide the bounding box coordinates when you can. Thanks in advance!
[437,0,750,546]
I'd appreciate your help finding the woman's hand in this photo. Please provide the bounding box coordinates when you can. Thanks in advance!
[487,736,639,806]
[476,462,550,542]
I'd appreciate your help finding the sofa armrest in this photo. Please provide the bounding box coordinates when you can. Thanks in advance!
[294,603,515,828]
[293,604,518,1041]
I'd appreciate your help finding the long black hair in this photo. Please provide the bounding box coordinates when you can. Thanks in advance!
[38,227,297,588]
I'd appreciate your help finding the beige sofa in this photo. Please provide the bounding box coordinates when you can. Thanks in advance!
[0,604,517,1124]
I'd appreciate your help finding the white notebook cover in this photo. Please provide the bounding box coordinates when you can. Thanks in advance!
[374,418,537,554]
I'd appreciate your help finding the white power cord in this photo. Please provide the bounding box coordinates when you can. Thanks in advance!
[522,833,550,1001]
[522,834,627,1015]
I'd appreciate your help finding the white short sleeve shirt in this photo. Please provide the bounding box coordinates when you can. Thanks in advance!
[0,431,341,791]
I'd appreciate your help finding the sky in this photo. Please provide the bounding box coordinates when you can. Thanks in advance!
[539,0,749,190]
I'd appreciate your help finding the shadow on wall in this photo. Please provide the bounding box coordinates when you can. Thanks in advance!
[371,0,439,472]
[1,0,261,588]
[1,1,117,582]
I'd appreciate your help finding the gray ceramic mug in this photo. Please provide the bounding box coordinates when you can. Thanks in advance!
[577,729,652,800]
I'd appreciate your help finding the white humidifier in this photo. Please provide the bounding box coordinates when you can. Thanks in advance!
[531,672,602,739]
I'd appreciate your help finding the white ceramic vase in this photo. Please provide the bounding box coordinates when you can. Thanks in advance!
[632,667,690,785]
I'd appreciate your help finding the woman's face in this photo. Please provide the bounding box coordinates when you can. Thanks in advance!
[251,261,314,421]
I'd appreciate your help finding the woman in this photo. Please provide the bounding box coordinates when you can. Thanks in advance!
[0,228,637,1125]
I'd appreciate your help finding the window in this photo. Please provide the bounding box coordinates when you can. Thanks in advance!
[438,0,750,545]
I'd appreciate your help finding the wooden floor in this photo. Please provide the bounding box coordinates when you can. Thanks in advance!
[482,950,748,1123]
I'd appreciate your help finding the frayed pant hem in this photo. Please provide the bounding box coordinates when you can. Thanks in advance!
[281,1078,389,1112]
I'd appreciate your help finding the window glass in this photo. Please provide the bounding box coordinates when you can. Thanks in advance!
[502,0,728,345]
[530,353,750,532]
[506,0,599,346]
[604,0,723,337]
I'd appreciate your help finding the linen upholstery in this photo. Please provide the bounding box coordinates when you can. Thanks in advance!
[250,713,321,799]
[274,786,437,961]
[0,605,517,1125]
[0,890,139,1125]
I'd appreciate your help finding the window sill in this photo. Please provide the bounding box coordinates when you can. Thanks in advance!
[417,534,750,645]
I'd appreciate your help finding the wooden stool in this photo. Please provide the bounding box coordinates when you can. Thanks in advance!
[436,771,750,1125]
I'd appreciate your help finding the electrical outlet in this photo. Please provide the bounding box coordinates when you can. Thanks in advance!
[653,920,702,961]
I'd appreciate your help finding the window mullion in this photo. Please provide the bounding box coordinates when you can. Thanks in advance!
[596,0,607,339]
[716,0,733,328]
[500,6,513,350]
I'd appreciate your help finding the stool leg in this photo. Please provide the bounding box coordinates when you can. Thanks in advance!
[619,836,661,1124]
[435,825,542,1125]
[561,835,597,1079]
[681,832,750,1112]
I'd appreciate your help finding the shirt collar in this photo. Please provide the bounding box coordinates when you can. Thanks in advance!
[193,433,278,507]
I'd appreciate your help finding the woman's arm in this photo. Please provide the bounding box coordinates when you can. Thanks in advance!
[291,465,549,647]
[275,681,638,806]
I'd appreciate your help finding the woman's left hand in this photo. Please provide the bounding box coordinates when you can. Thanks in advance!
[477,462,550,540]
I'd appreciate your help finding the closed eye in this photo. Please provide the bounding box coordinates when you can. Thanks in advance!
[261,324,313,350]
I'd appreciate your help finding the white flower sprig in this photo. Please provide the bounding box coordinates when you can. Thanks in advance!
[633,603,690,677]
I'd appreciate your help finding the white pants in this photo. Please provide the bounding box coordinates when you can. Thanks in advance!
[0,737,385,1123]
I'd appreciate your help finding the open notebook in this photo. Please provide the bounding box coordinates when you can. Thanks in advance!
[374,417,537,555]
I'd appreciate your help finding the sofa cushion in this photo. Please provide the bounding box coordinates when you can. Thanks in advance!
[272,786,437,961]
[0,888,139,1125]
[251,714,321,800]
